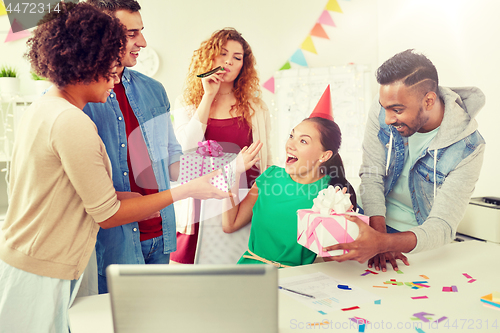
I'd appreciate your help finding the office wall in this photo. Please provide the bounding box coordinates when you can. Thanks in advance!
[0,0,498,198]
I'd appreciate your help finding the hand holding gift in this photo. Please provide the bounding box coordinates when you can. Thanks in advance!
[297,185,369,257]
[179,140,237,192]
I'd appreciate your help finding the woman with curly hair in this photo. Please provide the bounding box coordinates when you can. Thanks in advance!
[171,28,273,264]
[0,3,232,331]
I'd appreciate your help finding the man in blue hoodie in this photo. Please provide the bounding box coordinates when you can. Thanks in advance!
[324,49,485,271]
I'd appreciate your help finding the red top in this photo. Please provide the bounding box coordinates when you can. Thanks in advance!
[205,117,260,188]
[114,82,162,242]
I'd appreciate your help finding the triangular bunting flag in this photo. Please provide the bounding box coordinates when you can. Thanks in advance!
[262,76,275,94]
[279,61,291,71]
[325,0,343,13]
[301,36,317,54]
[318,10,336,27]
[310,23,329,39]
[1,1,8,16]
[4,20,31,43]
[289,49,308,67]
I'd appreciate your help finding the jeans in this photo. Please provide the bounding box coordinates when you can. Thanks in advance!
[141,235,171,264]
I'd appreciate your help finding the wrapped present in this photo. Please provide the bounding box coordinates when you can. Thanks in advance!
[179,140,236,192]
[297,186,369,257]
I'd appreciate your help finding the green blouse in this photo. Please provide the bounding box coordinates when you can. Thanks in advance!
[238,166,330,266]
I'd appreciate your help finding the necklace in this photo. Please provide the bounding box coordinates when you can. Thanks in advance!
[214,90,233,103]
[216,90,233,96]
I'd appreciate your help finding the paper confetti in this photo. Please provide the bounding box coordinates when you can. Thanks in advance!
[468,279,476,283]
[411,296,429,300]
[435,316,448,323]
[396,270,404,274]
[413,283,430,288]
[413,312,434,323]
[350,317,370,324]
[373,286,388,288]
[338,284,352,290]
[420,275,430,279]
[341,306,360,311]
[374,299,381,304]
[415,328,426,333]
[463,273,472,279]
[451,285,458,292]
[442,287,452,292]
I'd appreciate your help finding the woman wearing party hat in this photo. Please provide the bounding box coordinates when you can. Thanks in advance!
[223,85,356,267]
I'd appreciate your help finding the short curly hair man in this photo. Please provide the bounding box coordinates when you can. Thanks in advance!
[25,1,127,88]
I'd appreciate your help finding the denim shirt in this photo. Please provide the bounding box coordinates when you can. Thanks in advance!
[377,107,485,225]
[83,68,182,277]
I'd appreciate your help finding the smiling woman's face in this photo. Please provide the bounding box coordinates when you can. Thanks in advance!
[285,120,330,183]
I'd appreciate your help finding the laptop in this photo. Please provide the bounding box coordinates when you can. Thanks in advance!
[106,264,278,333]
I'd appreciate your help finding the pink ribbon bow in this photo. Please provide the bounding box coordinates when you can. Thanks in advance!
[196,140,224,157]
[300,211,355,257]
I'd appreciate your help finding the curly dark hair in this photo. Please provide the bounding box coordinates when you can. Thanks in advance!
[376,49,439,96]
[86,0,141,14]
[25,2,127,88]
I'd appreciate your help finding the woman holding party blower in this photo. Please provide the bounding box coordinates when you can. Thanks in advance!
[0,3,231,331]
[222,87,357,267]
[171,27,272,264]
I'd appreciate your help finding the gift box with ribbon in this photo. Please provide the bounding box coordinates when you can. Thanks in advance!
[297,185,369,257]
[179,140,236,192]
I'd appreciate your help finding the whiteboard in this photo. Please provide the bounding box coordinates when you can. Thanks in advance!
[270,65,372,190]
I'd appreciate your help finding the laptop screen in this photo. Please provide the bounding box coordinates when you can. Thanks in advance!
[106,264,278,333]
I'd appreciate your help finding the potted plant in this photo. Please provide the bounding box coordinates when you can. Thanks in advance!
[31,71,52,96]
[0,65,20,97]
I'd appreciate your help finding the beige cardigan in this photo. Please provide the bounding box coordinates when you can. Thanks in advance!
[172,96,273,234]
[0,96,120,280]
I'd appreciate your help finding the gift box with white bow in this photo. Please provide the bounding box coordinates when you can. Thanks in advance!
[297,185,369,257]
[179,140,236,192]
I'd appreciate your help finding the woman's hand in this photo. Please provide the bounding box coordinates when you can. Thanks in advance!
[235,140,263,174]
[201,68,226,97]
[174,169,235,201]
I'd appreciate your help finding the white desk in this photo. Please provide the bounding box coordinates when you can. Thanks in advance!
[69,241,500,332]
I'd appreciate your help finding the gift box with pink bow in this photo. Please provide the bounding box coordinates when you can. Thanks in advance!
[297,186,369,257]
[179,140,236,192]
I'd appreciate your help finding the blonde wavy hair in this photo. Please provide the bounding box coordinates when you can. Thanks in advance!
[183,28,264,125]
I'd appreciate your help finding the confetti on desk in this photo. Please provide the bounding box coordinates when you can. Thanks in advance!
[396,269,404,274]
[480,292,500,309]
[411,296,429,300]
[468,279,476,283]
[412,312,434,322]
[361,269,378,276]
[374,299,381,304]
[442,286,458,292]
[419,274,429,279]
[341,306,360,311]
[463,273,472,279]
[350,317,370,333]
[415,328,426,333]
[338,284,352,290]
[350,317,370,324]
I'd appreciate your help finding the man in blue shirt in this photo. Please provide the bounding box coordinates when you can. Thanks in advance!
[84,0,182,293]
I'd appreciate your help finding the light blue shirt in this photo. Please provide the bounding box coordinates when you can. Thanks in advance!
[83,68,182,293]
[386,127,439,231]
